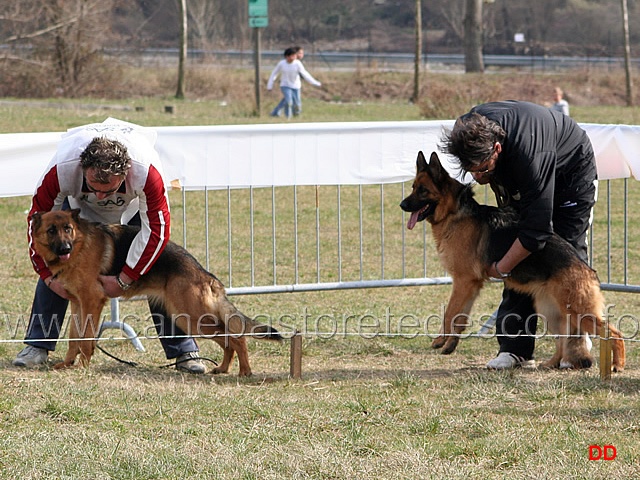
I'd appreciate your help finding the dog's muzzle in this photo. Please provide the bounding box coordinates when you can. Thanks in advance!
[54,242,73,261]
[403,203,435,230]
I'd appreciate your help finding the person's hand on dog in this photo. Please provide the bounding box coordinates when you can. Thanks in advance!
[46,276,70,299]
[99,272,133,298]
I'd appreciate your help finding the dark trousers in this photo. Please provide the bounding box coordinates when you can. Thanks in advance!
[24,209,198,359]
[496,180,596,359]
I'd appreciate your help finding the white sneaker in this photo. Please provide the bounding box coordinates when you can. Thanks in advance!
[486,352,536,370]
[12,346,49,367]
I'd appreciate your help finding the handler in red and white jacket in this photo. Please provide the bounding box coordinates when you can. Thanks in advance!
[15,118,205,373]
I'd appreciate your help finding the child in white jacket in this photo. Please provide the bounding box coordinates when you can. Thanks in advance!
[267,47,321,118]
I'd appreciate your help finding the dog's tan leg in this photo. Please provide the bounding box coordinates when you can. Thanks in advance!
[562,334,594,369]
[77,301,104,367]
[561,307,626,371]
[55,302,82,369]
[227,336,252,376]
[209,336,251,376]
[606,324,626,373]
[544,316,589,369]
[435,280,482,355]
[191,316,236,375]
[535,297,567,369]
[56,291,105,369]
[193,316,252,376]
[539,338,564,369]
[210,336,235,374]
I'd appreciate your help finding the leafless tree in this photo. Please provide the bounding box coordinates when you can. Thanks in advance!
[1,0,115,96]
[621,0,633,106]
[175,0,187,99]
[412,0,422,102]
[188,0,222,54]
[463,0,484,72]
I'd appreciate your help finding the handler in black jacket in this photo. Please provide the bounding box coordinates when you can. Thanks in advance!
[441,100,597,370]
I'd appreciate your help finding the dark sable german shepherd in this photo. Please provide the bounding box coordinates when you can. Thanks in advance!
[31,209,282,375]
[400,151,625,372]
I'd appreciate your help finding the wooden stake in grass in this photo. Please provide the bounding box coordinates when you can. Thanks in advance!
[290,332,303,380]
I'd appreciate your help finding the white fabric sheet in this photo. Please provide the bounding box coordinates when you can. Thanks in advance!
[0,120,637,197]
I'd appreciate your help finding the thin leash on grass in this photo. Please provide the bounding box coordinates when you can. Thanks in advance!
[95,343,219,370]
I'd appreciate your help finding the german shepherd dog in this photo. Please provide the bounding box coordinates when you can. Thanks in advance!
[30,209,282,375]
[400,151,625,372]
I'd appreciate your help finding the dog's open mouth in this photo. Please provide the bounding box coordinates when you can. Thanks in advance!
[54,244,72,262]
[406,203,435,230]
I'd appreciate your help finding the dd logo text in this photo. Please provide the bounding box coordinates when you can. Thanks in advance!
[588,445,617,461]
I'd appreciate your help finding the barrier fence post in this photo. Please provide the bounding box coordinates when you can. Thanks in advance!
[599,322,612,381]
[290,332,302,380]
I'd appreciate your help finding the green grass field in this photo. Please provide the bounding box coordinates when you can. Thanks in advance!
[0,86,639,479]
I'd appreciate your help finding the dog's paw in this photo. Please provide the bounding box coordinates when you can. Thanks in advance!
[53,361,76,370]
[440,338,459,355]
[538,359,560,369]
[431,337,445,349]
[560,356,593,370]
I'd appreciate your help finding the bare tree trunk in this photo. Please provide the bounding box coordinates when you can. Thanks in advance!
[253,27,262,116]
[463,0,484,73]
[621,0,633,106]
[175,0,187,99]
[412,0,422,103]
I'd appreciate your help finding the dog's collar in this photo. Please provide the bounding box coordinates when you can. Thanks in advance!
[45,271,61,288]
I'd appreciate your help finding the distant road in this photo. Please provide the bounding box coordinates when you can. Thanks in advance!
[112,48,635,72]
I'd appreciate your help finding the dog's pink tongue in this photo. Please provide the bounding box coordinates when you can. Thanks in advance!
[59,253,71,261]
[407,212,419,230]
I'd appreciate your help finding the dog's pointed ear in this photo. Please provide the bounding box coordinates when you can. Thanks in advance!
[427,152,448,182]
[428,151,443,171]
[31,212,42,231]
[70,209,82,222]
[416,151,428,173]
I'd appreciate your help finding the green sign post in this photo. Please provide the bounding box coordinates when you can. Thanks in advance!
[248,0,268,27]
[248,0,268,116]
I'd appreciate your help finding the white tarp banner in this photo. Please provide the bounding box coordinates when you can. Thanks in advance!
[0,120,637,197]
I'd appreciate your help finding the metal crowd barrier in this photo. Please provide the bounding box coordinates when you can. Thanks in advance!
[107,177,639,306]
[104,178,637,380]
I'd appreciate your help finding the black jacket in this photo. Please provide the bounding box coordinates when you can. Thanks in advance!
[466,100,597,253]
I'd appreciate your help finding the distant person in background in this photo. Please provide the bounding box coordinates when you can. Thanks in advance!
[267,46,322,119]
[270,46,304,118]
[291,46,308,116]
[549,87,570,116]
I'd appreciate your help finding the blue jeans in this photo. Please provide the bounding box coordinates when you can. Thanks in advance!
[271,87,301,118]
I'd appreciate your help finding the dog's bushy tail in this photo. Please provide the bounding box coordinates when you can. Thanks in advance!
[225,309,283,341]
[207,278,283,341]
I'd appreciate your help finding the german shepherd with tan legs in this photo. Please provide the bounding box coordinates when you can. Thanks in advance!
[400,151,625,372]
[30,210,282,375]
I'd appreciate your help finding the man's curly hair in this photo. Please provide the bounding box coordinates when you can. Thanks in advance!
[439,113,506,171]
[80,137,132,183]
